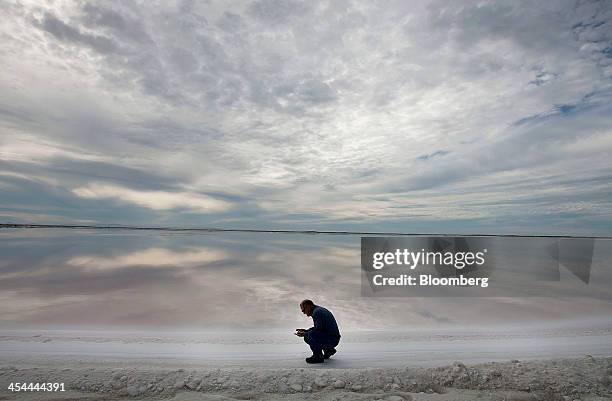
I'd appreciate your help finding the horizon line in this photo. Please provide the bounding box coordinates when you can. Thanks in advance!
[1,223,610,239]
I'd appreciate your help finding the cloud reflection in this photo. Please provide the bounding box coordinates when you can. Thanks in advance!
[0,230,611,331]
[67,247,227,270]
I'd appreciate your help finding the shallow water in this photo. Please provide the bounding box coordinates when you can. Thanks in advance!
[0,228,611,332]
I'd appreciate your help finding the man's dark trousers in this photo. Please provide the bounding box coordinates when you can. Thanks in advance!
[304,330,339,358]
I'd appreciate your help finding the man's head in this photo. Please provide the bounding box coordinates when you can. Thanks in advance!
[300,299,315,317]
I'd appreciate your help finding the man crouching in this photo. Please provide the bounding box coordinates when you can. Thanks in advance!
[295,299,341,364]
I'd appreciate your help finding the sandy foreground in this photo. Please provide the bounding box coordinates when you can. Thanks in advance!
[1,357,612,401]
[1,327,611,400]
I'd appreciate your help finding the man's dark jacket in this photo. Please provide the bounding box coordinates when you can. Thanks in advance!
[306,305,340,338]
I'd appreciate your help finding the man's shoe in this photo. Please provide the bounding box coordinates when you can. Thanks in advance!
[306,355,324,364]
[323,348,336,359]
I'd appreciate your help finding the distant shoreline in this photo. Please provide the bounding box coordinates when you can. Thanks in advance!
[2,223,610,239]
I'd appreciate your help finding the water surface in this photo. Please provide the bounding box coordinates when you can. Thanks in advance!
[1,228,611,331]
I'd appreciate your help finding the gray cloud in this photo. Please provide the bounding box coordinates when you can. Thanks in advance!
[417,150,450,161]
[39,12,119,54]
[0,0,610,235]
[247,0,314,25]
[80,3,152,45]
[390,94,612,192]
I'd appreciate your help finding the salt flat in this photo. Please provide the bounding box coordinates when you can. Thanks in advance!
[1,326,611,400]
[2,326,612,369]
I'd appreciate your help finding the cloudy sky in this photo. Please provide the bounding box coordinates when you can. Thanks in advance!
[1,0,612,235]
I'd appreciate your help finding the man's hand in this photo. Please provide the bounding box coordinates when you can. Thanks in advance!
[295,328,306,337]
